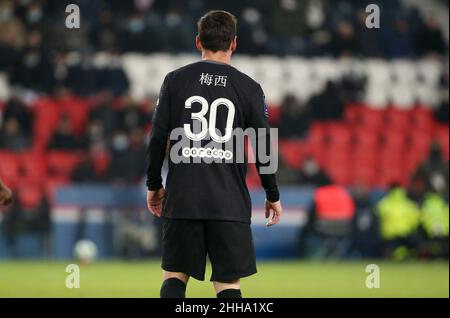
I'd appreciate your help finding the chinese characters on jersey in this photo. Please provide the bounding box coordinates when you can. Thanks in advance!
[200,73,228,87]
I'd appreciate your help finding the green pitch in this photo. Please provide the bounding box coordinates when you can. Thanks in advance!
[0,260,448,298]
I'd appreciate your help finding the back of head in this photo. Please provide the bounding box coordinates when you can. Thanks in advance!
[197,10,237,52]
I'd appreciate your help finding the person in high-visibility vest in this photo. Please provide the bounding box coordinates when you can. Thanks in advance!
[376,187,421,259]
[421,193,449,238]
[419,192,449,258]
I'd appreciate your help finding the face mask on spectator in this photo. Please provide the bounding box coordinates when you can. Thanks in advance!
[27,9,43,23]
[303,159,319,176]
[112,134,129,151]
[128,19,145,33]
[0,7,13,22]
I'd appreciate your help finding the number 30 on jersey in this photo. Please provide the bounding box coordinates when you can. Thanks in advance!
[184,96,235,143]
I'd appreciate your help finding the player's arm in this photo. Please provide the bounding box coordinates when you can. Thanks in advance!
[246,84,282,226]
[146,74,172,217]
[0,178,13,206]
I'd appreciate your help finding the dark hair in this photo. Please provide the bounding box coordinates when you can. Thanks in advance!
[197,10,237,52]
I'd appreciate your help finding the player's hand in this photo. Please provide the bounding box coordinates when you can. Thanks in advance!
[265,199,282,227]
[147,188,165,217]
[0,185,13,206]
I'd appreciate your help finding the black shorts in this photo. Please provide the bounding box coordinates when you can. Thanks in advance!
[161,218,257,282]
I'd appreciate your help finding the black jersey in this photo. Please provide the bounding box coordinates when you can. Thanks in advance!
[146,60,279,223]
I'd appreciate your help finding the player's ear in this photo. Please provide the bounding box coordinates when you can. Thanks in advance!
[231,36,237,53]
[195,35,203,52]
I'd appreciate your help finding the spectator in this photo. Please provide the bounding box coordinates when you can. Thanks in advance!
[23,0,47,31]
[48,116,84,150]
[90,9,118,52]
[308,81,345,121]
[329,21,357,58]
[381,18,414,59]
[2,96,32,133]
[0,117,30,150]
[0,26,21,75]
[415,16,447,57]
[298,181,356,258]
[349,185,382,258]
[434,86,449,124]
[354,10,383,58]
[72,152,99,183]
[407,173,427,205]
[415,142,449,195]
[298,156,331,187]
[2,185,50,257]
[118,13,162,53]
[272,0,307,37]
[278,95,311,138]
[89,90,117,137]
[12,29,54,93]
[116,96,151,132]
[108,129,146,183]
[85,120,107,149]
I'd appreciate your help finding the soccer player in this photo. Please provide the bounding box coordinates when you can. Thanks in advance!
[146,10,282,299]
[0,178,12,206]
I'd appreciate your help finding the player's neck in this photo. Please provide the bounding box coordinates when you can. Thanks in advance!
[201,50,232,65]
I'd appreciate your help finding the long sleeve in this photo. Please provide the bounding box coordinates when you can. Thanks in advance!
[246,84,280,202]
[146,74,171,191]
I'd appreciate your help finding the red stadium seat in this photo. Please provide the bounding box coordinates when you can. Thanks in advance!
[328,124,352,147]
[309,123,328,145]
[33,98,61,150]
[0,151,21,187]
[268,105,282,126]
[385,107,411,133]
[354,129,380,151]
[379,152,403,168]
[325,159,351,186]
[344,105,384,131]
[412,106,435,132]
[279,140,304,170]
[47,151,83,177]
[352,165,377,187]
[408,132,433,158]
[359,107,385,131]
[376,164,408,188]
[20,152,47,183]
[16,184,44,209]
[404,153,425,175]
[323,145,352,167]
[60,97,90,137]
[344,104,361,124]
[307,123,330,165]
[381,131,408,150]
[92,151,111,177]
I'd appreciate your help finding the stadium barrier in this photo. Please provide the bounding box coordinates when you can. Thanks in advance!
[0,185,389,260]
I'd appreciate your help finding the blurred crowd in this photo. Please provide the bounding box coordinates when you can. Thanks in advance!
[0,90,155,184]
[0,0,448,77]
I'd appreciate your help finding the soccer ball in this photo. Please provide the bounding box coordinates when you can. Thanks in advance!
[73,240,98,264]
